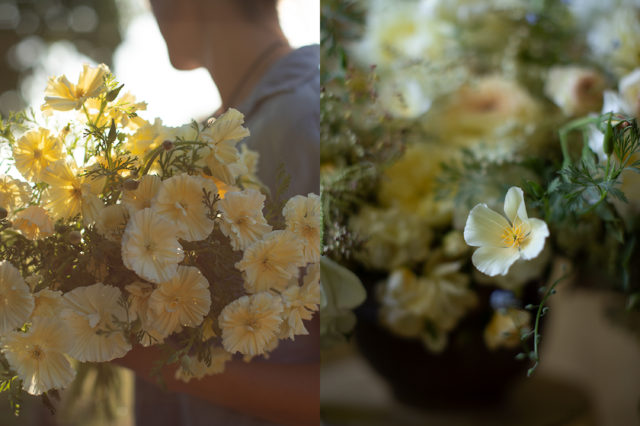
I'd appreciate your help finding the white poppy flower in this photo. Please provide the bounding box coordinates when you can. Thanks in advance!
[464,187,549,276]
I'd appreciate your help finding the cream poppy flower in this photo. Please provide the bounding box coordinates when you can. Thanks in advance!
[2,319,76,395]
[121,208,184,284]
[13,206,54,240]
[282,194,321,263]
[216,189,272,251]
[464,186,549,276]
[152,173,217,241]
[0,175,31,213]
[41,63,109,112]
[236,230,305,293]
[0,261,34,335]
[61,283,131,362]
[219,292,283,356]
[96,204,129,241]
[147,266,211,338]
[279,263,320,340]
[174,347,232,383]
[41,160,105,222]
[13,128,63,182]
[121,174,162,214]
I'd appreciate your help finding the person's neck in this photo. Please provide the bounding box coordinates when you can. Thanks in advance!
[204,23,292,113]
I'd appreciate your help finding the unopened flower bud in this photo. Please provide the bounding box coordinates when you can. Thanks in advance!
[0,207,7,220]
[123,179,139,191]
[603,115,614,156]
[68,231,82,245]
[162,140,174,151]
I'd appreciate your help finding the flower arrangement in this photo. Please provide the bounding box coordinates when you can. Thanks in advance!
[320,0,640,383]
[0,64,320,413]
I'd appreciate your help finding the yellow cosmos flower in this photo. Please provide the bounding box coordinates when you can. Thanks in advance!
[0,175,31,213]
[175,347,232,383]
[13,206,54,240]
[219,292,283,356]
[464,186,549,276]
[41,160,105,222]
[121,208,184,284]
[61,283,131,362]
[147,266,211,338]
[282,193,321,263]
[124,118,171,168]
[121,174,162,214]
[484,308,531,350]
[152,173,217,242]
[41,63,109,112]
[2,319,76,395]
[13,128,63,183]
[236,230,305,293]
[216,189,272,251]
[86,91,147,129]
[0,261,34,335]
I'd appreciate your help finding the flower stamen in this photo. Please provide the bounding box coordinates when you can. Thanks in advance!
[501,223,527,248]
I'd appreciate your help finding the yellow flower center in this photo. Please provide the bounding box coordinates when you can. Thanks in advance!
[33,149,43,159]
[30,345,44,361]
[501,223,527,248]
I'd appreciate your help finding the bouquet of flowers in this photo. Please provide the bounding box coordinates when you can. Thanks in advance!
[0,63,320,413]
[321,0,640,386]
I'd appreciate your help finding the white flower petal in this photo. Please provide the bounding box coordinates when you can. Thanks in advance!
[503,186,528,224]
[464,204,510,247]
[520,218,549,260]
[471,246,520,276]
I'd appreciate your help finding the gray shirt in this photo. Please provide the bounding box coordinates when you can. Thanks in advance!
[238,44,320,199]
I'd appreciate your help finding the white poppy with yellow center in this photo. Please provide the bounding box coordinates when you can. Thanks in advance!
[152,173,217,242]
[41,63,109,112]
[216,189,272,251]
[219,292,283,356]
[147,265,211,338]
[2,319,76,395]
[121,174,162,214]
[0,175,31,213]
[121,208,184,284]
[464,187,549,276]
[235,230,305,293]
[13,206,54,240]
[0,261,34,335]
[61,283,131,362]
[282,193,321,263]
[201,109,250,184]
[13,128,63,183]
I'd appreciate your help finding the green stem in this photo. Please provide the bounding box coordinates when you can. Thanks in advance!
[559,116,600,170]
[528,270,570,376]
